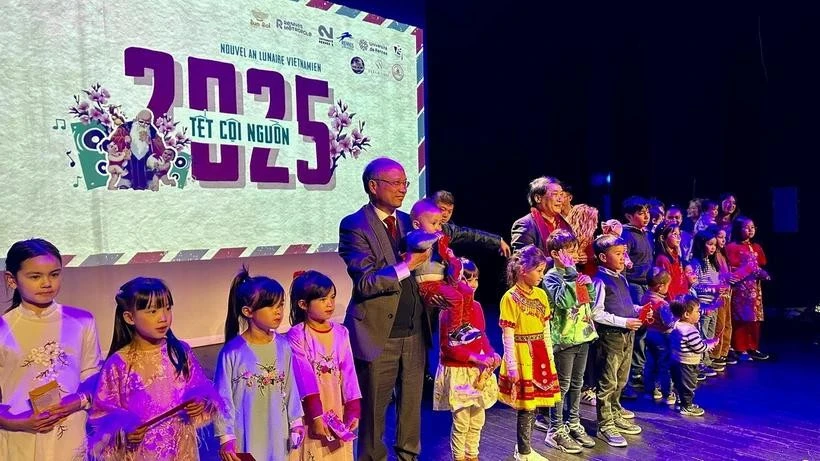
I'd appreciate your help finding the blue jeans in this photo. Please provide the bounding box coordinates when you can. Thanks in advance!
[550,343,590,428]
[643,330,671,397]
[699,311,717,366]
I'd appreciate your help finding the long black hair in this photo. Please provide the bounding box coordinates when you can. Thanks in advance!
[692,229,718,271]
[110,277,189,378]
[653,220,681,261]
[730,216,754,244]
[289,270,336,326]
[225,266,285,342]
[4,238,62,312]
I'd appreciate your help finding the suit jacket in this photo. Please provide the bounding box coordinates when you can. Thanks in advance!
[510,212,572,254]
[339,205,431,361]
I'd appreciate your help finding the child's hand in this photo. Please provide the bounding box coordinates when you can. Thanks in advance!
[576,274,592,286]
[625,319,643,331]
[184,399,208,418]
[311,416,331,439]
[219,439,241,461]
[556,249,575,268]
[290,425,305,448]
[506,368,519,383]
[0,408,65,433]
[492,353,502,369]
[126,424,148,446]
[757,269,771,281]
[705,338,719,351]
[345,417,360,431]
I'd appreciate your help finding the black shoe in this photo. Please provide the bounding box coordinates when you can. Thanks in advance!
[748,349,769,361]
[725,350,739,364]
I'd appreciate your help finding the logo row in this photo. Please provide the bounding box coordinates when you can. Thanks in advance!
[250,9,404,59]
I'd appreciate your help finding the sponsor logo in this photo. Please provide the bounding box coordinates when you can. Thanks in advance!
[250,8,271,28]
[358,38,389,56]
[366,60,403,82]
[318,25,334,46]
[351,56,365,74]
[339,31,354,50]
[393,45,403,60]
[275,18,312,37]
[391,63,404,81]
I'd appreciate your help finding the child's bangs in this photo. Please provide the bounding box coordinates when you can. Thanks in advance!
[134,285,174,311]
[249,279,285,311]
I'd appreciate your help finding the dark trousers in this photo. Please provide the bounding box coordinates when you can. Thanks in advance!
[356,333,426,461]
[516,410,535,455]
[628,283,647,377]
[550,343,590,428]
[671,361,699,407]
[595,327,634,431]
[584,340,598,388]
[643,330,671,397]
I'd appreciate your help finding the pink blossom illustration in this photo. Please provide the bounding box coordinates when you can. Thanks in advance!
[328,99,371,173]
[69,82,127,134]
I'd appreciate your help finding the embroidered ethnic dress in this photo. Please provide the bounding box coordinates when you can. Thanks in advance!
[0,303,102,461]
[215,334,304,461]
[88,341,220,461]
[287,322,361,461]
[498,287,560,410]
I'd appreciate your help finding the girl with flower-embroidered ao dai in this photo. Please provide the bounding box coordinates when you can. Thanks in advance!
[87,278,221,461]
[287,270,361,461]
[0,239,103,461]
[215,268,305,461]
[216,335,303,460]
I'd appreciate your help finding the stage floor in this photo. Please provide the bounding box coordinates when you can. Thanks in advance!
[193,324,820,461]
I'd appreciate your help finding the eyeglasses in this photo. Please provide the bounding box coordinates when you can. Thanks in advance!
[137,120,151,126]
[372,178,410,188]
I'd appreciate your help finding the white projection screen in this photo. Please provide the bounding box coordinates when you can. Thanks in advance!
[0,0,425,268]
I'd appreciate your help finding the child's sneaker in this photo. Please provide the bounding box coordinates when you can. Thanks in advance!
[739,351,753,361]
[533,415,550,433]
[679,404,705,416]
[711,357,727,367]
[448,324,481,346]
[619,408,635,419]
[545,425,583,454]
[664,391,677,405]
[568,423,596,448]
[614,418,642,435]
[699,365,717,377]
[696,372,707,381]
[710,362,726,372]
[725,350,739,364]
[652,387,663,400]
[513,446,549,461]
[580,388,596,406]
[597,428,627,447]
[749,349,769,361]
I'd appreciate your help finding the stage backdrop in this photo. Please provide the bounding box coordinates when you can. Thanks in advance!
[0,0,425,267]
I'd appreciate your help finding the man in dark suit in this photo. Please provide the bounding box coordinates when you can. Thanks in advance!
[339,157,431,461]
[510,176,573,256]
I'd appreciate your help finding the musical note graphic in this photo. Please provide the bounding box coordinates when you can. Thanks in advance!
[65,150,76,167]
[52,119,66,130]
[73,176,81,188]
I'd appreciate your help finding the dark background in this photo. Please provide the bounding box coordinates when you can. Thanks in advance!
[337,0,817,312]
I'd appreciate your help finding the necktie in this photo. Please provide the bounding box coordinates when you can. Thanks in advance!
[384,215,399,244]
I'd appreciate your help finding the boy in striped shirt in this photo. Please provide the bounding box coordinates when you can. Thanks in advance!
[669,295,718,416]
